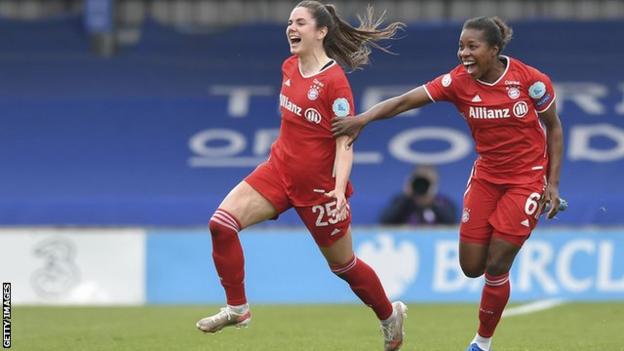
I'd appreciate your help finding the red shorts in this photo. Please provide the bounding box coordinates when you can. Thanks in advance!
[244,160,351,247]
[460,176,546,246]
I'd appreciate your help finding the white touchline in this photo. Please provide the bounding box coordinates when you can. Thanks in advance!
[502,298,567,318]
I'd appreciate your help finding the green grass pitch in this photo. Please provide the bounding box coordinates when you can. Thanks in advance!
[12,303,624,350]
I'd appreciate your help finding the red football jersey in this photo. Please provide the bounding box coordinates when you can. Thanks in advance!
[269,55,355,206]
[424,56,556,185]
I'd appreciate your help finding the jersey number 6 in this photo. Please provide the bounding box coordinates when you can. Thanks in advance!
[524,192,544,219]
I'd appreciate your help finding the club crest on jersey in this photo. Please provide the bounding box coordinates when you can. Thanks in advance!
[441,74,452,87]
[332,98,350,118]
[507,87,520,99]
[462,208,470,223]
[528,81,546,99]
[307,79,324,101]
[307,87,319,100]
[513,101,529,118]
[304,108,322,124]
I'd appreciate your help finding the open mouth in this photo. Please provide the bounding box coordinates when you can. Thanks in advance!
[463,60,477,74]
[289,36,302,46]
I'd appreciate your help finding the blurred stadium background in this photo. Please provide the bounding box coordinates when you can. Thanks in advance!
[1,0,623,350]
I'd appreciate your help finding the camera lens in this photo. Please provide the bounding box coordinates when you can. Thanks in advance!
[411,177,430,195]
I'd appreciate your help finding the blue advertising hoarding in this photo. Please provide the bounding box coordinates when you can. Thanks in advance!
[146,229,624,303]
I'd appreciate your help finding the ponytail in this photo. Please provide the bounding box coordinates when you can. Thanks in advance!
[296,1,405,71]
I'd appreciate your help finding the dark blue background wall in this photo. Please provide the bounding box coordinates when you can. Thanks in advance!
[1,17,623,226]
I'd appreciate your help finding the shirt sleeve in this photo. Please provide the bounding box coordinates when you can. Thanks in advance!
[328,75,355,119]
[423,71,456,103]
[526,66,556,113]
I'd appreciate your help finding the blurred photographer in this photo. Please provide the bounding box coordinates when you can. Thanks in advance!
[380,165,457,225]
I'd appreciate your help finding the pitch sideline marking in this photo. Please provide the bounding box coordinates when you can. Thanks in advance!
[502,298,567,318]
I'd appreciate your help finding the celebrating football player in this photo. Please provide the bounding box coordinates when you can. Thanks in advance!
[332,16,564,351]
[197,2,408,350]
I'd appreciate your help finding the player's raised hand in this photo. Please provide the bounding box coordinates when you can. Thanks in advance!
[331,116,366,146]
[541,183,561,219]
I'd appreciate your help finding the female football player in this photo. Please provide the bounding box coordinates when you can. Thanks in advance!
[332,16,564,351]
[197,2,407,350]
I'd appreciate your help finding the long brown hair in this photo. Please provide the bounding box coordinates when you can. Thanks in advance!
[295,1,405,71]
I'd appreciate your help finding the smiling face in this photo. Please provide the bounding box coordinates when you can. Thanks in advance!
[286,6,327,56]
[457,28,500,80]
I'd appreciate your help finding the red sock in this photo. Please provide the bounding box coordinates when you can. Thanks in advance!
[331,255,393,320]
[209,209,246,306]
[478,272,510,338]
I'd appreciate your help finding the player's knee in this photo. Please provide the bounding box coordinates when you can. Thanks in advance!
[208,218,221,235]
[461,265,485,278]
[209,209,241,237]
[485,260,510,276]
[329,255,357,277]
[459,259,485,278]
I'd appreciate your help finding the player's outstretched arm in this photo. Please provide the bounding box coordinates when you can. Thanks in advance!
[539,102,564,219]
[331,86,432,145]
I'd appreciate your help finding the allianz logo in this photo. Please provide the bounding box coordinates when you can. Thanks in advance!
[469,106,511,119]
[279,93,302,117]
[469,101,529,119]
